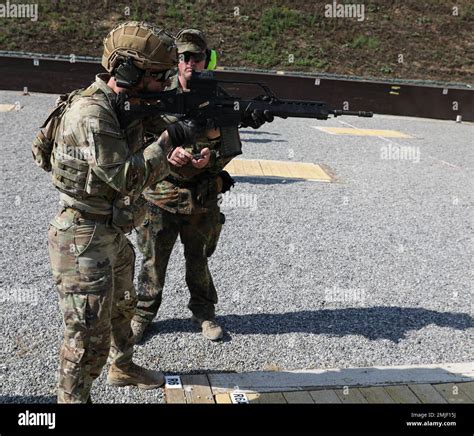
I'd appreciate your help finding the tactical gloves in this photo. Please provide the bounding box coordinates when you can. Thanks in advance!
[218,170,235,193]
[240,96,275,129]
[166,119,198,147]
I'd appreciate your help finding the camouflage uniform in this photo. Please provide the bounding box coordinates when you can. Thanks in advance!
[133,29,238,327]
[47,73,169,403]
[134,128,233,323]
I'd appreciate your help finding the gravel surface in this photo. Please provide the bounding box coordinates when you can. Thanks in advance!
[0,90,472,403]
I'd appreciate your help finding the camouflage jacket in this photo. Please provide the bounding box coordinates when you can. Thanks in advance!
[51,74,170,221]
[143,74,237,215]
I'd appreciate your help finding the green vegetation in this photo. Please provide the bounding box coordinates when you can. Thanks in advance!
[0,0,471,83]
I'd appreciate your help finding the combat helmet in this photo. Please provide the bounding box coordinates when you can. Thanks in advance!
[102,21,177,73]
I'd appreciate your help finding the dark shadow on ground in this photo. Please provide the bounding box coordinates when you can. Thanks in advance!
[239,130,282,136]
[143,307,473,344]
[233,175,304,185]
[0,395,56,404]
[241,138,287,143]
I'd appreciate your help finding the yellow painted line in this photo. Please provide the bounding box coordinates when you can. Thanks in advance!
[314,127,413,138]
[0,104,16,112]
[225,159,332,182]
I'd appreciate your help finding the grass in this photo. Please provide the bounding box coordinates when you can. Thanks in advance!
[0,0,471,83]
[351,35,380,50]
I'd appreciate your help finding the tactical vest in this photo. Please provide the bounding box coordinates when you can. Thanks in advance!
[48,84,147,204]
[49,85,108,201]
[32,89,82,172]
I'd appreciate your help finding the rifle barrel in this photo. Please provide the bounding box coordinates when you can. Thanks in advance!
[331,109,373,117]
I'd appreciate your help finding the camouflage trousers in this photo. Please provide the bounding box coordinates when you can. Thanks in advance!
[48,208,137,403]
[134,204,224,323]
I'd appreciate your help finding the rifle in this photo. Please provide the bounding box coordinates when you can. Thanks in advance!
[117,70,373,158]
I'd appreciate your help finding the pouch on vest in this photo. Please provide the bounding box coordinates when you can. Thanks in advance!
[32,90,82,172]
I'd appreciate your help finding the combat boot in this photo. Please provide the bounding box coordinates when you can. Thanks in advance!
[131,319,149,344]
[107,362,165,389]
[191,316,223,341]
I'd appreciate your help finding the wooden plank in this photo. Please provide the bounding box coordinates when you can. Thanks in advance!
[432,383,472,403]
[309,389,341,403]
[292,162,331,181]
[181,374,215,404]
[245,393,260,403]
[225,159,332,181]
[0,104,16,112]
[215,393,232,404]
[304,163,332,181]
[284,161,302,179]
[227,159,243,176]
[165,388,187,404]
[287,162,311,180]
[208,363,474,395]
[315,127,413,138]
[235,159,248,176]
[272,161,294,178]
[359,386,395,403]
[282,391,314,404]
[240,159,264,176]
[335,387,369,403]
[457,382,474,401]
[408,384,447,403]
[384,385,420,403]
[256,392,287,404]
[259,160,280,177]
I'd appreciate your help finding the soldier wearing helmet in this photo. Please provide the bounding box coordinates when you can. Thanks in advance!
[45,21,196,403]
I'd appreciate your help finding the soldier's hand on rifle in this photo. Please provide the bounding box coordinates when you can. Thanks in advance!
[166,119,198,147]
[240,96,275,129]
[168,147,193,167]
[191,147,211,169]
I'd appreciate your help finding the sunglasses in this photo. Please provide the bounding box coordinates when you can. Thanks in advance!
[144,68,177,82]
[180,51,206,63]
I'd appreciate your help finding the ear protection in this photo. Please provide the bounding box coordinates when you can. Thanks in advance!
[205,49,217,70]
[114,57,144,88]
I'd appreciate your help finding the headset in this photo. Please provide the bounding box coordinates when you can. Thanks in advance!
[205,48,217,70]
[114,57,145,88]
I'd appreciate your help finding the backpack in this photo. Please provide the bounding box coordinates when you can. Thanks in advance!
[31,89,83,172]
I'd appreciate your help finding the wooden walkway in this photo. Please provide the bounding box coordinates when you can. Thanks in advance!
[165,375,474,404]
[225,159,334,182]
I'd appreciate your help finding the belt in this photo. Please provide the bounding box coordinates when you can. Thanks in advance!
[165,175,197,189]
[65,207,111,223]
